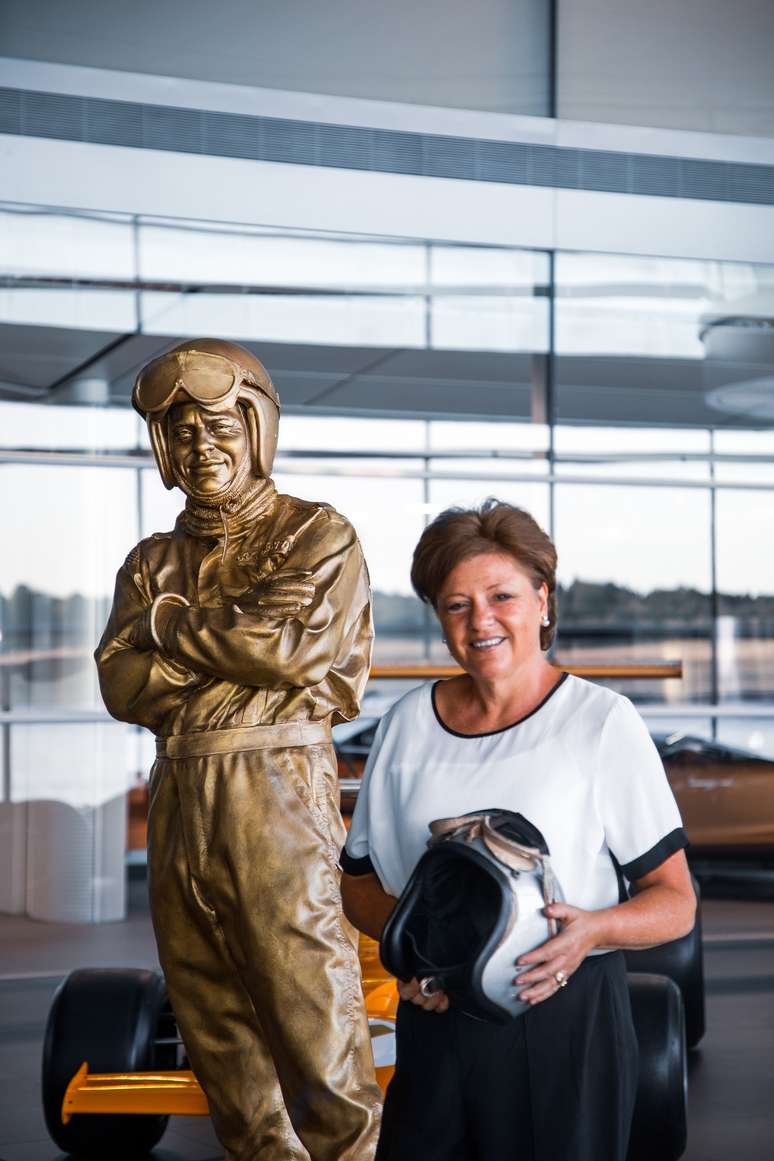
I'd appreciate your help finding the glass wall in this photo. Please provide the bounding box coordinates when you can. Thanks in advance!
[552,251,774,754]
[0,407,145,919]
[0,206,550,389]
[2,205,774,917]
[6,403,771,718]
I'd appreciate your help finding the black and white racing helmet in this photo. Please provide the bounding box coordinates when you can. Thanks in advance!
[380,809,563,1023]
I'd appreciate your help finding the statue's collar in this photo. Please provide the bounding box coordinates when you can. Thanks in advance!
[177,477,276,542]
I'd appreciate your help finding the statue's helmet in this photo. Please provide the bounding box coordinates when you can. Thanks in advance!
[132,338,280,489]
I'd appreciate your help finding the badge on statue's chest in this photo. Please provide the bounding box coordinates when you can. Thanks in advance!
[235,538,294,575]
[220,537,303,604]
[219,534,315,617]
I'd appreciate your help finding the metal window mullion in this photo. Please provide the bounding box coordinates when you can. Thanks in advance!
[2,702,773,725]
[132,214,143,333]
[422,419,433,662]
[3,448,774,492]
[1,639,10,804]
[547,250,556,539]
[548,0,558,120]
[709,429,720,735]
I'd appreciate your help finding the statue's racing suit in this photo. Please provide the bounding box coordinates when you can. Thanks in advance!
[95,479,381,1161]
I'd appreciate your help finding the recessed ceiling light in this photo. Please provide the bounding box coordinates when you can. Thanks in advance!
[705,377,774,420]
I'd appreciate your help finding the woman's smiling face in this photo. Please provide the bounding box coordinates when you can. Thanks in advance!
[436,552,548,679]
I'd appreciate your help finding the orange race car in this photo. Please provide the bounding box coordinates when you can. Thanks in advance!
[43,916,700,1161]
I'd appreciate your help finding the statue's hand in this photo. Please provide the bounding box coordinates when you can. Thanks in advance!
[126,593,191,653]
[127,608,154,651]
[235,568,315,618]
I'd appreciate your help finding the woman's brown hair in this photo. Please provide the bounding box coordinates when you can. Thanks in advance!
[410,498,558,650]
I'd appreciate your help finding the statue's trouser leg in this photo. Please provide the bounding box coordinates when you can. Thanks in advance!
[148,743,381,1161]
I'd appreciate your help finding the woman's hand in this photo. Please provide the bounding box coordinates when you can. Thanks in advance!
[398,977,450,1014]
[514,902,602,1006]
[515,851,696,1006]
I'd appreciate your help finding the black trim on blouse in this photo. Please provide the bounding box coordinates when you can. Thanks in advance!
[619,827,689,882]
[430,671,569,739]
[608,849,629,904]
[340,848,375,876]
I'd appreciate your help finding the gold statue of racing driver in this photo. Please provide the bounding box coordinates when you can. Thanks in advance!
[95,338,381,1161]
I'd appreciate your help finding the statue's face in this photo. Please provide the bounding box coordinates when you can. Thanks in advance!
[168,400,249,498]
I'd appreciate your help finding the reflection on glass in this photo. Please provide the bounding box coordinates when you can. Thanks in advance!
[716,489,774,701]
[0,402,139,451]
[430,420,549,454]
[640,715,713,740]
[429,246,549,353]
[139,221,427,288]
[554,425,711,482]
[0,464,137,710]
[0,206,134,280]
[429,457,548,481]
[431,295,548,352]
[428,478,549,525]
[4,201,774,920]
[713,430,774,485]
[555,254,774,357]
[0,204,560,358]
[554,483,713,703]
[430,246,549,289]
[555,254,713,359]
[10,721,134,921]
[717,718,774,760]
[281,415,427,454]
[0,731,23,914]
[140,291,428,348]
[141,467,184,539]
[274,469,426,663]
[10,721,134,807]
[428,414,549,483]
[278,457,425,478]
[554,253,774,432]
[0,287,136,332]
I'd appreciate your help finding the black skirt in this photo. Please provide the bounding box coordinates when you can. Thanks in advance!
[375,950,639,1161]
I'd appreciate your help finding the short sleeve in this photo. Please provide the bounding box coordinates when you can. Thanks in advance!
[340,716,387,877]
[595,696,687,882]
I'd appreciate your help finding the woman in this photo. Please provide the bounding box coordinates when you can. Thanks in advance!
[341,500,696,1161]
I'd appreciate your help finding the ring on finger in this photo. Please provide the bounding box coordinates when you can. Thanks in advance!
[554,970,569,988]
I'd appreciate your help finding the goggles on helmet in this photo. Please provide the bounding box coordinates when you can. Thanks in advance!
[380,809,563,1024]
[133,349,269,418]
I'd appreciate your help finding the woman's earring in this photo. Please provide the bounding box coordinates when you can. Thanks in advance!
[541,615,550,627]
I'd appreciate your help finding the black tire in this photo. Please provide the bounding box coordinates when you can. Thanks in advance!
[627,972,687,1161]
[624,876,705,1048]
[42,968,178,1158]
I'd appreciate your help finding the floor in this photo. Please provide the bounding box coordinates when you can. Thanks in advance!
[1,877,774,1161]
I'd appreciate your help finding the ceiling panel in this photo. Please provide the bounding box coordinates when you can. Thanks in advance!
[0,323,124,393]
[1,322,770,428]
[316,372,533,418]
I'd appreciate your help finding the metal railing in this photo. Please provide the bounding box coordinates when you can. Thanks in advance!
[370,661,683,681]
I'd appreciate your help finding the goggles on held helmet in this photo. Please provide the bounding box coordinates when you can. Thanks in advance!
[380,809,563,1023]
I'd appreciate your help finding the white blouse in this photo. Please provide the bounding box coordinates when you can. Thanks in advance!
[343,674,686,913]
